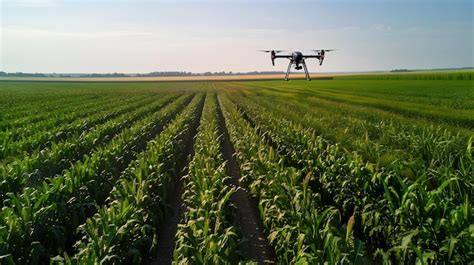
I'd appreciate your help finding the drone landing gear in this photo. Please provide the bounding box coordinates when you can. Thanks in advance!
[284,60,292,81]
[284,60,311,81]
[302,60,311,81]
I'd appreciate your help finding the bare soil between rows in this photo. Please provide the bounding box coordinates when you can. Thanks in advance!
[216,95,276,264]
[147,95,205,265]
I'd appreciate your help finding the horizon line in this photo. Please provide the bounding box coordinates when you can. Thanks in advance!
[1,67,473,75]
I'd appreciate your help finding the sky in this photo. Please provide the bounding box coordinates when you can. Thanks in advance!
[0,0,473,73]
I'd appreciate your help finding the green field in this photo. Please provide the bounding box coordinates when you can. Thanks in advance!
[0,75,473,264]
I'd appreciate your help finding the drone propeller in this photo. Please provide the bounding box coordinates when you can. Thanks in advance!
[311,49,336,66]
[260,50,286,66]
[259,50,286,53]
[311,49,337,53]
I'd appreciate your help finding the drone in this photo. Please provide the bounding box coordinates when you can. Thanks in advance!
[261,49,336,81]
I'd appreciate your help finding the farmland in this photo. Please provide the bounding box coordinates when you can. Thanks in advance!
[0,73,473,264]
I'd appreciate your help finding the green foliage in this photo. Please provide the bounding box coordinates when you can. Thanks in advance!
[0,95,148,160]
[173,94,238,264]
[0,79,472,264]
[229,87,473,263]
[335,70,474,80]
[220,96,365,264]
[65,95,204,264]
[0,95,195,263]
[0,94,179,202]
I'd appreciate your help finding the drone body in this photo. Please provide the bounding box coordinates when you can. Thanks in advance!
[262,49,335,81]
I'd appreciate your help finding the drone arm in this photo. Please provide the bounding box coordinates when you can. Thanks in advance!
[273,55,292,59]
[270,55,291,66]
[302,55,321,59]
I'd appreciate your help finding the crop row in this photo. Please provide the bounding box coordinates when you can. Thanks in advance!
[0,94,178,201]
[0,94,194,263]
[243,91,470,166]
[232,96,473,263]
[173,94,238,263]
[0,95,152,161]
[0,94,100,130]
[0,94,131,140]
[219,95,364,263]
[249,83,473,129]
[235,93,471,195]
[0,94,121,144]
[58,94,204,264]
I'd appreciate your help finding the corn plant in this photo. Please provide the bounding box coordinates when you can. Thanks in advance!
[60,94,204,264]
[0,94,148,161]
[231,94,473,263]
[0,95,193,263]
[173,94,238,264]
[219,95,365,264]
[0,94,178,201]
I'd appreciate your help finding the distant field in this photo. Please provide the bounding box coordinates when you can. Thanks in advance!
[1,69,471,82]
[337,70,473,80]
[0,73,312,82]
[0,74,473,264]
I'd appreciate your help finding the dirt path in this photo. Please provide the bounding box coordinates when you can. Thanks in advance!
[147,95,205,265]
[216,94,276,264]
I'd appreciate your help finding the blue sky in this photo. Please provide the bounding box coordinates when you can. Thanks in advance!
[1,0,472,73]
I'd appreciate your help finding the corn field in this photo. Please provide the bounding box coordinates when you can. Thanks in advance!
[0,76,473,264]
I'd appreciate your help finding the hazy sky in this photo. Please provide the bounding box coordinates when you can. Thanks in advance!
[1,0,473,73]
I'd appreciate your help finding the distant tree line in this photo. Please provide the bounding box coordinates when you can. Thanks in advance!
[0,71,285,78]
[67,73,128,77]
[199,71,285,76]
[0,72,48,77]
[137,71,194,77]
[390,69,411,72]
